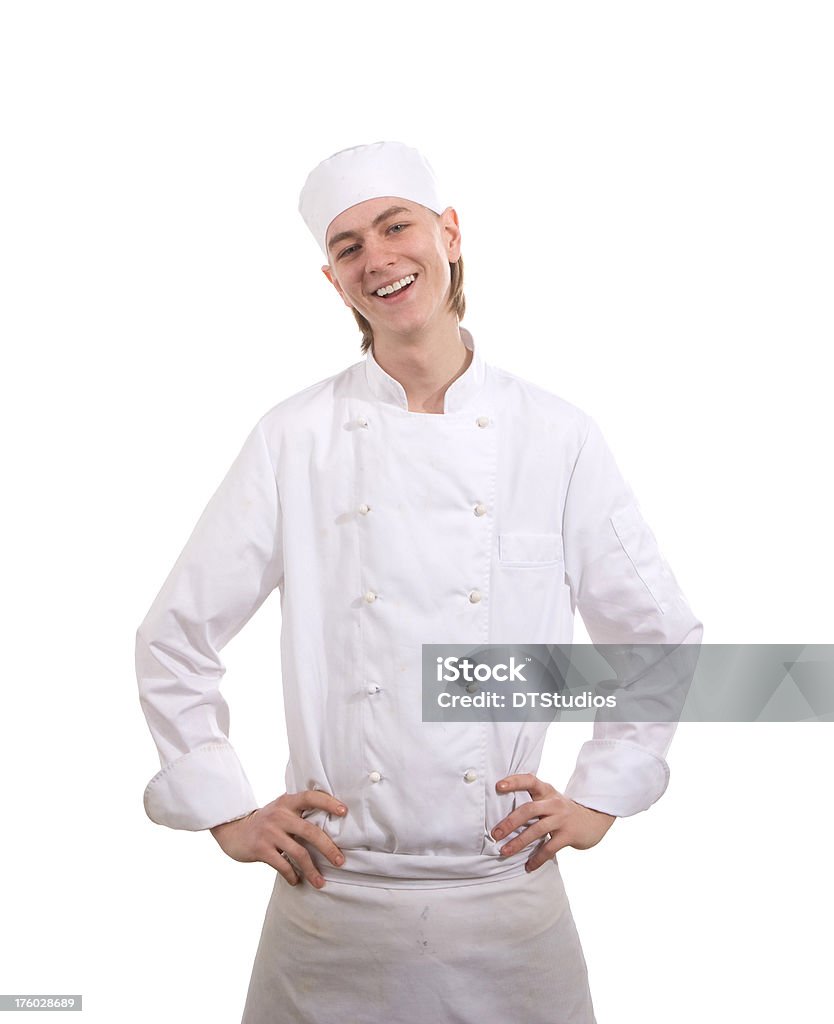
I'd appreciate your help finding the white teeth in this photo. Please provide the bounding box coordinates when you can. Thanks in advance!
[376,274,415,297]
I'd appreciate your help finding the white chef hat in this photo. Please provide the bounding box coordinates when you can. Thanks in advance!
[298,141,446,257]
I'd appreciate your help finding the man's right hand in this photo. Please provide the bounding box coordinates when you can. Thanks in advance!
[209,790,347,889]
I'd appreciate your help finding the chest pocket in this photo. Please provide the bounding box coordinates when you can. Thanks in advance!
[499,532,564,567]
[493,532,570,643]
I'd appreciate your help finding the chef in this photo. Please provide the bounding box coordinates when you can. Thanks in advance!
[136,141,703,1024]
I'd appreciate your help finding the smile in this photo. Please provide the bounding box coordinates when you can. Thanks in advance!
[374,273,417,298]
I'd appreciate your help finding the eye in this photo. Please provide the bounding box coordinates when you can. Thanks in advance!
[388,222,408,234]
[338,244,359,259]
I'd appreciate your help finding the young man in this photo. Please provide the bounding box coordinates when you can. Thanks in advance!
[136,141,702,1023]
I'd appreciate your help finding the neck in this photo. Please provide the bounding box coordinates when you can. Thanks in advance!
[370,318,471,414]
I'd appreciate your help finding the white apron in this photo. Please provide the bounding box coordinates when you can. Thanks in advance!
[241,859,596,1024]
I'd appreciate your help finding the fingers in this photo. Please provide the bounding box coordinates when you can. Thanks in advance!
[525,833,573,873]
[259,835,327,889]
[490,799,535,841]
[503,799,617,870]
[214,791,350,881]
[490,775,568,862]
[263,848,302,886]
[281,789,348,818]
[273,838,328,889]
[262,791,350,886]
[497,819,557,859]
[291,818,345,868]
[496,773,554,799]
[265,790,348,865]
[491,774,562,840]
[491,795,564,841]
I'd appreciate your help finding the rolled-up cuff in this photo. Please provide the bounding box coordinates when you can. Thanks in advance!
[563,738,670,817]
[143,742,259,830]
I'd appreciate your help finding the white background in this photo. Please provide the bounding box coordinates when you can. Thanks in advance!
[1,2,831,1021]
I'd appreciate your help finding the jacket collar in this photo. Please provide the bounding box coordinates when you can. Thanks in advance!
[364,327,486,413]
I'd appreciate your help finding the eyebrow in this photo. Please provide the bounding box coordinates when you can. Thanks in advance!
[327,205,412,254]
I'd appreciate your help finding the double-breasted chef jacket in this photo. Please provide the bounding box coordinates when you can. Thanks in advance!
[136,327,703,888]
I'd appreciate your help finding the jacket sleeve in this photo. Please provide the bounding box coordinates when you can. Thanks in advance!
[560,415,703,817]
[135,417,283,831]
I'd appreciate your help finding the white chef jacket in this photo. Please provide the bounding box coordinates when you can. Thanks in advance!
[136,327,702,888]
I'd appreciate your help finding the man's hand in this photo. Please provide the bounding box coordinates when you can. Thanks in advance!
[209,790,348,889]
[490,773,616,873]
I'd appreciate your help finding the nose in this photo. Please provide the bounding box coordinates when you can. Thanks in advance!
[362,234,396,276]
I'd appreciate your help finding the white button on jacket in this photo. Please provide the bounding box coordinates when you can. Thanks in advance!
[136,328,702,887]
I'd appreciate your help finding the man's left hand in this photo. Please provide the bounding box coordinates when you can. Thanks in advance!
[490,773,616,872]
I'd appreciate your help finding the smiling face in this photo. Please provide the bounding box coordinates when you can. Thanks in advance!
[321,196,462,343]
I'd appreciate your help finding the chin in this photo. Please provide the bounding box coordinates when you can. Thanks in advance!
[368,310,425,333]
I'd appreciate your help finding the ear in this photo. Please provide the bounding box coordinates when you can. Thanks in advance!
[439,207,462,263]
[321,265,354,309]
